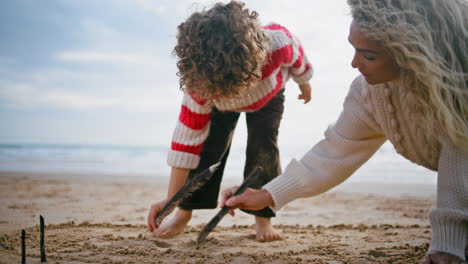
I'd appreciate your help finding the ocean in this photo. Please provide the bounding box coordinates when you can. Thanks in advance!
[0,142,436,184]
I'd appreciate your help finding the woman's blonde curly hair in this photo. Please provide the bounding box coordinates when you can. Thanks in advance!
[348,0,468,150]
[173,1,270,99]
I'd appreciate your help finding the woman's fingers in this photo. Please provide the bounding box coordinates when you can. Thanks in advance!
[219,186,239,207]
[226,189,274,210]
[221,188,274,211]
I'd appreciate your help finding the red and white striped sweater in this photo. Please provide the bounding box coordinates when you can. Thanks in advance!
[168,23,313,169]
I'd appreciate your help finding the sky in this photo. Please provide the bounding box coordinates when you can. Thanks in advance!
[0,0,357,152]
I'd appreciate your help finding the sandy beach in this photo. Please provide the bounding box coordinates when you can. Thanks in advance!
[0,171,437,263]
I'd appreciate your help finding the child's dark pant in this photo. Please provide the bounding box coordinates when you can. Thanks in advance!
[179,89,285,218]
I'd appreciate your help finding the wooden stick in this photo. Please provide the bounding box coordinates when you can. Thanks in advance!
[196,167,263,246]
[21,229,26,264]
[40,215,46,263]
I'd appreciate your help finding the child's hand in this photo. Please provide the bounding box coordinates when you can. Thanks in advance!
[147,199,169,233]
[298,83,312,103]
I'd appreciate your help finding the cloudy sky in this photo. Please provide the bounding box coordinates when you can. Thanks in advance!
[0,0,357,151]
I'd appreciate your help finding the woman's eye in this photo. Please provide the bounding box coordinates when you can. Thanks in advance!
[364,55,376,61]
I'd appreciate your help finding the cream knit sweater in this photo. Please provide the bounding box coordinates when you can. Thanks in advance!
[263,75,468,259]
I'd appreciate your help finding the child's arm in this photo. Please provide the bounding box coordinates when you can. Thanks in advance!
[148,93,212,232]
[289,35,313,104]
[287,32,313,86]
[263,23,313,85]
[167,93,212,169]
[271,25,313,103]
[167,167,191,198]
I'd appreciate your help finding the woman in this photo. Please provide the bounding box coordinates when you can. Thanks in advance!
[221,0,468,262]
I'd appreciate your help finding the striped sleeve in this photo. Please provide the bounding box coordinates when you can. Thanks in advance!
[264,23,313,85]
[167,93,212,169]
[288,34,313,84]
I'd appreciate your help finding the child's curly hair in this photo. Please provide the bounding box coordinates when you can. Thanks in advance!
[173,1,270,98]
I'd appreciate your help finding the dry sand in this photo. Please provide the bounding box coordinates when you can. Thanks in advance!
[0,171,436,263]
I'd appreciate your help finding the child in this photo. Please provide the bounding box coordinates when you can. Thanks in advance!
[147,0,313,242]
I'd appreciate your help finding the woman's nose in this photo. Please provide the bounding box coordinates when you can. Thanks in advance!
[351,53,359,69]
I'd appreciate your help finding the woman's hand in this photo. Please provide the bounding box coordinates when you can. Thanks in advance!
[147,199,169,232]
[219,187,275,216]
[423,252,466,264]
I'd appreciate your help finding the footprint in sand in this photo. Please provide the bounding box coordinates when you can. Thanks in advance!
[154,240,172,248]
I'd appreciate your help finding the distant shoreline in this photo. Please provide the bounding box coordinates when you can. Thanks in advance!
[0,142,438,184]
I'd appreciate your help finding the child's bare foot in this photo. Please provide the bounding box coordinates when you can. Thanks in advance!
[154,209,192,238]
[255,216,281,242]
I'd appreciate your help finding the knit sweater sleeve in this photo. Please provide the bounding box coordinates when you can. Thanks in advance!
[428,138,468,260]
[263,77,387,210]
[287,33,313,85]
[167,93,212,169]
[263,23,313,85]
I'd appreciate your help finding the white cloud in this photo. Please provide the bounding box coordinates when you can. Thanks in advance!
[0,82,37,106]
[39,91,119,109]
[80,17,121,40]
[56,51,153,65]
[0,58,181,113]
[0,79,178,112]
[133,0,202,22]
[133,0,168,15]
